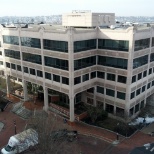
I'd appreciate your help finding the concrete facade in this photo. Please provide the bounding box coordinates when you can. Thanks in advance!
[0,13,154,122]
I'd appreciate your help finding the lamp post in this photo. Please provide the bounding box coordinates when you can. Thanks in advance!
[14,120,17,135]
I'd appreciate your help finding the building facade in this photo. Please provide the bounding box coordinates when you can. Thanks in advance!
[0,12,154,122]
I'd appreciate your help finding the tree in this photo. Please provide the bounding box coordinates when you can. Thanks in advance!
[85,104,107,124]
[25,111,78,154]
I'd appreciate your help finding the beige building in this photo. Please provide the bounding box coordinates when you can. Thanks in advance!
[0,11,154,122]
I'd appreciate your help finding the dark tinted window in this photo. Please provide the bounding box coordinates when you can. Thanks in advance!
[21,37,41,48]
[30,68,35,75]
[117,91,126,100]
[107,73,115,81]
[97,86,104,94]
[3,35,19,45]
[97,71,105,79]
[98,39,129,51]
[45,72,51,80]
[133,55,148,69]
[106,89,115,97]
[74,39,96,52]
[53,74,60,82]
[118,75,127,83]
[98,56,128,70]
[74,76,81,85]
[43,39,68,52]
[62,77,69,85]
[83,74,89,82]
[135,38,150,51]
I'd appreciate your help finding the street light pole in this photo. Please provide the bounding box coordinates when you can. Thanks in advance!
[14,120,17,135]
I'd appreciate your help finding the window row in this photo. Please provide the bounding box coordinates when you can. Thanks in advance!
[74,39,96,52]
[96,86,126,100]
[130,81,154,99]
[5,62,69,85]
[132,68,154,83]
[98,39,129,51]
[74,71,127,85]
[98,56,128,70]
[129,100,145,116]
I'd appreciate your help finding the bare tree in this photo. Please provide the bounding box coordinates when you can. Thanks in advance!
[25,111,79,154]
[85,104,104,124]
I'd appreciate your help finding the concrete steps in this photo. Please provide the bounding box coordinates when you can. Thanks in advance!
[12,102,32,119]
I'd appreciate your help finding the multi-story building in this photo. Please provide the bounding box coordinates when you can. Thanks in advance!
[0,11,154,122]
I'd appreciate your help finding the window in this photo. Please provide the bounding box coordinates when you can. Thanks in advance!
[45,56,68,71]
[132,75,136,83]
[0,61,3,65]
[6,62,10,68]
[143,70,147,78]
[11,63,16,70]
[53,74,60,82]
[74,39,96,52]
[74,56,96,70]
[142,85,146,92]
[0,51,2,55]
[133,55,148,69]
[135,104,140,113]
[152,37,154,47]
[140,100,144,109]
[62,77,69,85]
[24,67,28,73]
[134,38,150,51]
[43,39,68,53]
[106,88,115,97]
[97,86,104,94]
[4,49,20,60]
[22,53,42,64]
[130,91,135,99]
[3,35,19,45]
[152,80,154,86]
[91,71,96,79]
[17,65,22,71]
[97,71,105,79]
[21,37,41,48]
[136,88,141,96]
[82,74,89,82]
[150,53,154,62]
[37,70,43,77]
[30,68,35,75]
[45,72,51,80]
[138,73,142,80]
[117,91,126,100]
[98,39,129,51]
[87,88,94,93]
[98,56,128,70]
[107,73,115,81]
[149,68,152,75]
[74,76,81,85]
[118,75,127,83]
[147,82,151,89]
[106,104,114,113]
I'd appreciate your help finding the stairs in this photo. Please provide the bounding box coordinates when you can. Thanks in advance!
[12,102,32,119]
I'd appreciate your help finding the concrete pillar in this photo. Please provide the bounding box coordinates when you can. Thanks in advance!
[69,96,75,122]
[6,75,10,97]
[93,86,97,107]
[23,80,28,101]
[43,87,48,112]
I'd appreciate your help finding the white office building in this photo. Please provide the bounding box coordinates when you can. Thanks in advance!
[0,11,154,122]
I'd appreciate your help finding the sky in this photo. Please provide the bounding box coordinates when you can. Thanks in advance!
[0,0,153,17]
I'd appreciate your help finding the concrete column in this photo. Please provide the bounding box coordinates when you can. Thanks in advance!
[23,80,28,101]
[93,86,97,107]
[43,86,48,112]
[69,96,75,122]
[6,75,10,97]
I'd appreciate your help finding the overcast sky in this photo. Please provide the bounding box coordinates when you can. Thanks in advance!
[0,0,153,16]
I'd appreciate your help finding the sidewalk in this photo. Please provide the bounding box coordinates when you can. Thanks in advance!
[1,95,154,154]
